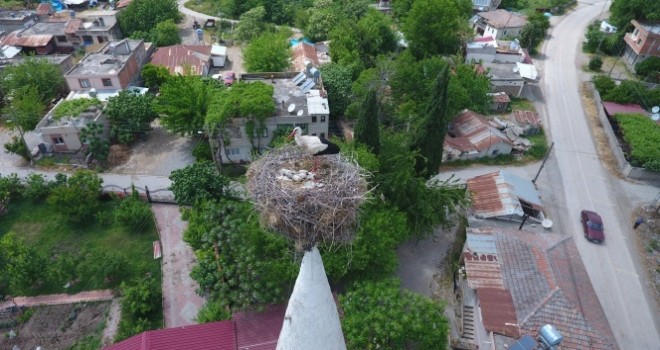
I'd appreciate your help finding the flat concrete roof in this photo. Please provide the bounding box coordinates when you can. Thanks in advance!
[22,21,67,36]
[67,39,140,76]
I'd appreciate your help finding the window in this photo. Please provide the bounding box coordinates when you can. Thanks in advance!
[321,133,326,139]
[632,28,639,37]
[97,36,106,43]
[227,148,240,155]
[56,35,67,43]
[82,35,93,44]
[102,78,113,87]
[321,116,326,123]
[637,38,642,45]
[312,116,317,123]
[312,133,317,136]
[52,137,65,145]
[79,79,91,88]
[492,149,499,156]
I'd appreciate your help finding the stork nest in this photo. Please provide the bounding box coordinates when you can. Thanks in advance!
[246,145,369,251]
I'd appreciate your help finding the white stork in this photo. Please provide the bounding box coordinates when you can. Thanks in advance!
[287,127,340,172]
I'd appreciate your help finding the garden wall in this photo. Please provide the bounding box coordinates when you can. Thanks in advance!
[591,84,660,182]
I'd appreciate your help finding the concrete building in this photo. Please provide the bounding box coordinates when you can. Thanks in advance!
[65,39,149,93]
[0,21,78,55]
[74,10,122,45]
[466,37,527,64]
[220,71,330,163]
[35,98,107,153]
[623,20,660,69]
[0,10,37,33]
[472,10,527,40]
[471,0,501,12]
[482,61,539,97]
[0,52,74,74]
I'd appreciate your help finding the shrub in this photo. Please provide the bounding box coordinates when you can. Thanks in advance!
[3,135,30,161]
[24,173,52,202]
[47,170,103,223]
[635,57,660,82]
[169,161,229,205]
[593,75,616,95]
[0,173,24,202]
[115,186,153,230]
[192,139,213,162]
[615,113,660,170]
[116,277,162,341]
[589,56,603,71]
[196,299,231,323]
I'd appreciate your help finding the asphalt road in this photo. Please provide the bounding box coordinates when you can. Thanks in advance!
[540,1,660,347]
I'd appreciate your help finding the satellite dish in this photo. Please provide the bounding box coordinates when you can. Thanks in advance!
[652,106,659,113]
[297,109,304,116]
[652,113,660,121]
[542,219,553,229]
[287,104,296,113]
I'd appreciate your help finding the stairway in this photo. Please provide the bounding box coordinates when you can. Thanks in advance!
[462,304,475,341]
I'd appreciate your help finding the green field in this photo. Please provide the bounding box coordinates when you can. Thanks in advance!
[0,199,161,296]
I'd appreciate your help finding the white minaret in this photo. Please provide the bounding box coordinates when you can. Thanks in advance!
[276,246,346,350]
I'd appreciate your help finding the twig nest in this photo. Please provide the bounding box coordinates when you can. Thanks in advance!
[246,145,369,251]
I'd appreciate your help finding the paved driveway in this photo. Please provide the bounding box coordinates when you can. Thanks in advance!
[152,203,205,327]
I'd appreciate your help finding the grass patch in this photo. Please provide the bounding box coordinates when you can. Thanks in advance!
[184,0,221,17]
[508,97,536,112]
[0,199,160,295]
[526,130,549,160]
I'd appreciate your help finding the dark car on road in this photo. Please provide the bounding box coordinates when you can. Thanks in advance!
[580,210,604,243]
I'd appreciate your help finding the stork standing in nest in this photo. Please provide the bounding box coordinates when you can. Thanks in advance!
[287,127,340,173]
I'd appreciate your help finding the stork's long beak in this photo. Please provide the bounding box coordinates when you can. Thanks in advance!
[286,130,296,141]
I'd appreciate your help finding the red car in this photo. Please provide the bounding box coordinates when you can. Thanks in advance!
[223,71,236,86]
[580,210,605,243]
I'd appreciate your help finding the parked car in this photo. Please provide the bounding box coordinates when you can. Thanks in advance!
[223,71,236,86]
[580,210,604,243]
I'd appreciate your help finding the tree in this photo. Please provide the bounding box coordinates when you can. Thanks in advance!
[340,278,448,350]
[2,86,45,131]
[0,232,48,295]
[447,63,492,116]
[243,29,292,72]
[319,63,354,117]
[104,90,158,145]
[3,135,30,161]
[150,19,182,47]
[141,63,171,90]
[155,75,218,135]
[635,57,660,83]
[519,13,550,55]
[206,81,276,153]
[305,0,341,42]
[115,186,153,230]
[183,199,297,312]
[391,0,415,23]
[47,170,103,223]
[0,57,67,104]
[116,277,161,340]
[24,173,52,202]
[500,0,527,10]
[610,0,660,29]
[411,64,450,177]
[118,0,180,38]
[80,121,109,161]
[0,173,24,203]
[234,6,267,43]
[169,161,230,205]
[402,0,472,59]
[354,88,381,155]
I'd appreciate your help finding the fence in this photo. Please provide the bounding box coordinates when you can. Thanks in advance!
[591,83,660,182]
[101,184,176,204]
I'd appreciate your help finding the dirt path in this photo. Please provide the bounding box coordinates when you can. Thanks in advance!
[101,298,122,347]
[151,203,205,328]
[0,290,113,310]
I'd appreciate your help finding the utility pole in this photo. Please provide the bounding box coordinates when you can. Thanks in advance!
[205,124,221,172]
[532,141,554,184]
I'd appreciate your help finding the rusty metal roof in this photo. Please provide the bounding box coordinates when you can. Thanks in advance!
[463,251,505,289]
[291,42,319,72]
[0,31,52,47]
[478,288,520,338]
[36,3,52,15]
[451,109,512,151]
[467,170,543,219]
[444,136,478,152]
[467,171,504,216]
[150,44,211,75]
[65,18,82,34]
[513,109,541,127]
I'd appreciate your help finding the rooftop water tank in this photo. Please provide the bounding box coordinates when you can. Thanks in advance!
[539,324,563,348]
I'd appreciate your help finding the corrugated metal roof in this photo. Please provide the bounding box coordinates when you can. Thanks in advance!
[477,288,519,338]
[235,304,286,350]
[601,101,647,116]
[467,170,543,218]
[444,136,478,152]
[36,3,52,15]
[103,321,237,350]
[0,31,52,47]
[512,110,540,127]
[499,171,542,208]
[451,109,512,151]
[466,233,498,254]
[467,171,504,216]
[65,18,82,34]
[150,44,211,75]
[291,42,319,72]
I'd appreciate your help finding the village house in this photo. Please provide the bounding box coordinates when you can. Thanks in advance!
[0,20,79,55]
[291,41,320,72]
[0,51,75,74]
[149,44,212,75]
[488,92,511,112]
[472,10,528,40]
[481,61,539,97]
[471,0,501,12]
[0,10,37,33]
[219,69,330,163]
[455,227,618,350]
[466,36,528,64]
[443,109,513,162]
[64,39,150,96]
[623,20,660,69]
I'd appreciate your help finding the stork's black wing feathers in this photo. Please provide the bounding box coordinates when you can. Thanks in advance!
[315,135,340,156]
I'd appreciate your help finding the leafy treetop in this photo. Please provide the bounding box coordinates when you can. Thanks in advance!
[0,57,67,104]
[118,0,181,38]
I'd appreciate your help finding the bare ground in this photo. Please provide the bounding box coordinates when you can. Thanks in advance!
[633,205,660,307]
[0,302,110,350]
[579,81,621,176]
[101,298,122,347]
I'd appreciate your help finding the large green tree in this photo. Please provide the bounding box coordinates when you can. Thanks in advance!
[341,278,448,350]
[104,90,158,145]
[141,63,171,90]
[183,199,297,314]
[118,0,180,38]
[0,232,48,295]
[80,121,110,161]
[447,63,492,116]
[0,58,67,104]
[234,6,268,43]
[610,0,660,29]
[411,64,450,177]
[519,13,550,55]
[2,86,45,132]
[243,29,291,72]
[155,75,219,136]
[402,0,472,60]
[319,63,354,117]
[353,87,380,155]
[47,170,103,223]
[150,19,182,47]
[168,161,230,205]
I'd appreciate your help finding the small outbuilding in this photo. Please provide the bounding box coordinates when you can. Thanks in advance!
[211,44,227,67]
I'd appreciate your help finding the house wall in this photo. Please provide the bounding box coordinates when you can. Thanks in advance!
[494,51,524,63]
[484,26,523,40]
[490,80,524,97]
[40,124,83,152]
[483,141,513,157]
[466,47,497,63]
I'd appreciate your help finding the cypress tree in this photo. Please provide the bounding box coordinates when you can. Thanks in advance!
[354,87,381,155]
[412,63,450,177]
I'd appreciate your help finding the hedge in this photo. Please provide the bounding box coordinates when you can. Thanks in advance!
[615,113,660,171]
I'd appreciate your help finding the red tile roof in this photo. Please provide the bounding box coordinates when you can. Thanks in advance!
[463,251,505,289]
[235,305,285,350]
[291,42,320,72]
[104,321,237,350]
[150,44,211,75]
[601,101,647,116]
[478,288,519,338]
